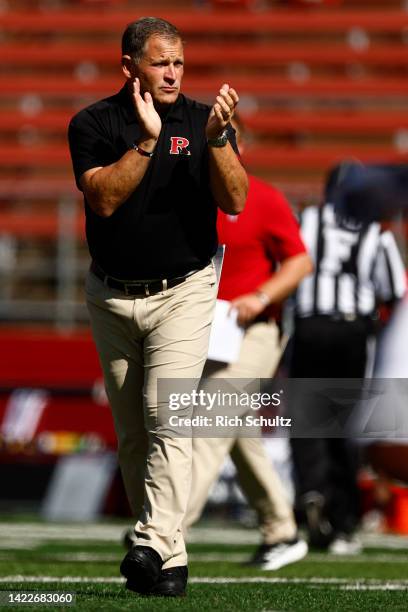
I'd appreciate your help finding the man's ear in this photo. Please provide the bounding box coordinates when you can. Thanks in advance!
[121,55,135,80]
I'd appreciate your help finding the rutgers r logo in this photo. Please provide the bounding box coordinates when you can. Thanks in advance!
[169,136,191,156]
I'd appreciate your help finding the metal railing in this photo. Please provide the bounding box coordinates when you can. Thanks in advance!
[0,196,90,329]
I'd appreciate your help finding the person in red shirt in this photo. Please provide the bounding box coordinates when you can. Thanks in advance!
[184,117,313,569]
[218,174,311,327]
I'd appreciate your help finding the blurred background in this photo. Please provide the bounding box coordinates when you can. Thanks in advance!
[0,0,408,534]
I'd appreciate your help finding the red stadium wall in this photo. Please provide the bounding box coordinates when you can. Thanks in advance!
[0,328,116,452]
[0,328,101,388]
[0,328,126,514]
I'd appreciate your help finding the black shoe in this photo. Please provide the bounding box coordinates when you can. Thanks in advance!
[149,566,188,597]
[120,545,163,594]
[303,492,334,549]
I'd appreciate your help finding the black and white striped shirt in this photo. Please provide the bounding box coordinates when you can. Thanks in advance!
[295,204,406,318]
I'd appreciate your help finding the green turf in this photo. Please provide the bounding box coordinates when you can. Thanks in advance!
[1,582,408,612]
[1,530,408,611]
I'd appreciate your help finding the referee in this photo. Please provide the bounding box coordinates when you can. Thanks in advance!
[290,163,406,554]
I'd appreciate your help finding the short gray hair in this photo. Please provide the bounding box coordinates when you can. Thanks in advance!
[121,17,182,63]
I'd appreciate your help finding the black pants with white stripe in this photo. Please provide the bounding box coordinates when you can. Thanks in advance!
[290,315,373,536]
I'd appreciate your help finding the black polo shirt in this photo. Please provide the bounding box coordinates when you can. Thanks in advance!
[68,85,238,280]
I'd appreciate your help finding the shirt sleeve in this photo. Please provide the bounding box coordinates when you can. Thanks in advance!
[68,110,117,190]
[373,230,407,302]
[263,187,307,263]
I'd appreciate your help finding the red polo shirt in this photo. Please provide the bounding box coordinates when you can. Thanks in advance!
[217,175,306,317]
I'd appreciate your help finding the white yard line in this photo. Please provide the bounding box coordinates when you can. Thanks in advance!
[0,553,121,562]
[0,576,407,590]
[0,524,124,542]
[304,553,408,564]
[0,577,123,584]
[0,522,408,549]
[1,551,408,564]
[340,584,408,591]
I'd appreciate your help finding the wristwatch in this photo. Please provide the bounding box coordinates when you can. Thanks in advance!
[207,129,229,148]
[255,290,271,307]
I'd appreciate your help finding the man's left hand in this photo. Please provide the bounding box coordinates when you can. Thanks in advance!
[206,83,238,139]
[231,293,267,327]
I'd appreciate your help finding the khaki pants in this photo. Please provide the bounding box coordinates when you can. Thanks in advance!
[86,263,217,568]
[185,321,297,544]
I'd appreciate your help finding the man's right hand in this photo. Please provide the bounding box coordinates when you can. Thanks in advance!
[131,77,162,148]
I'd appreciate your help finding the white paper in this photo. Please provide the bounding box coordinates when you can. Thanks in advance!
[207,299,244,363]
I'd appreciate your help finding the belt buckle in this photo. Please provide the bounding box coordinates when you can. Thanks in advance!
[123,282,145,296]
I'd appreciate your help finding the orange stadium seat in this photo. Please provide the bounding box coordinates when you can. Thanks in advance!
[210,0,257,7]
[288,0,343,7]
[2,108,407,136]
[1,3,408,210]
[1,8,408,33]
[1,142,406,170]
[3,41,408,68]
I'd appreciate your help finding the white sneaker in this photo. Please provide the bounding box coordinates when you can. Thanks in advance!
[328,534,362,555]
[252,538,309,571]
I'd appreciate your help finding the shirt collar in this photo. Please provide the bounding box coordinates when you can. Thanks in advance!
[118,84,184,124]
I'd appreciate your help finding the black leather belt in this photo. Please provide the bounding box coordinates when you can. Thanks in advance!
[90,261,189,296]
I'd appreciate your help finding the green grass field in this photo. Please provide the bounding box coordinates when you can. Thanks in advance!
[0,520,408,611]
